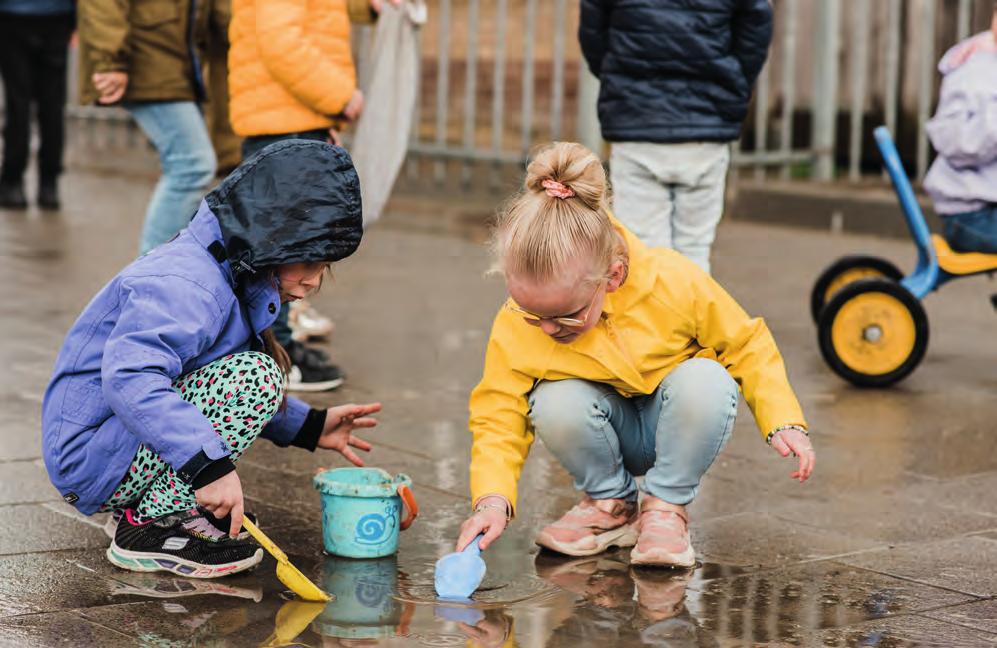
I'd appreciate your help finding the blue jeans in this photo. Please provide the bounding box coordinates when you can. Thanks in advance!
[126,102,216,254]
[942,205,997,254]
[528,359,738,506]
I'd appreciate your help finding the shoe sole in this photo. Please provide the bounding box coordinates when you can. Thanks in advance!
[107,543,264,579]
[630,545,696,568]
[535,525,638,557]
[287,377,344,392]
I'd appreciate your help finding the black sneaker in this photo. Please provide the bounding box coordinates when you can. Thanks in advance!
[0,182,27,209]
[37,178,60,210]
[286,340,344,392]
[107,508,263,578]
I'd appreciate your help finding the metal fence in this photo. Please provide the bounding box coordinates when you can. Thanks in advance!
[61,0,995,186]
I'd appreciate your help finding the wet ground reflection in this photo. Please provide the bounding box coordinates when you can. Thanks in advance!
[92,548,951,646]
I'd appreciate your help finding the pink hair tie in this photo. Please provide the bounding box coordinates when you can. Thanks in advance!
[541,178,576,199]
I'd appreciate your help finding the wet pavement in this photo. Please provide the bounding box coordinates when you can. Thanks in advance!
[2,168,997,647]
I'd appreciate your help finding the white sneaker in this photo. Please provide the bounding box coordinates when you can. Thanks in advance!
[289,300,335,342]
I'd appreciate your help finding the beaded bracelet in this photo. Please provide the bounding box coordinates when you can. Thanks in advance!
[474,502,512,523]
[766,424,809,445]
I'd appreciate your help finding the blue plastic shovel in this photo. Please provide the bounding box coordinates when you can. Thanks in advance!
[434,535,487,599]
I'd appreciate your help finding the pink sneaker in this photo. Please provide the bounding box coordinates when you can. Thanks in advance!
[535,497,638,557]
[629,497,696,568]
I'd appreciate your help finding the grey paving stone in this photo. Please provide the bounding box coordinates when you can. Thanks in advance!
[0,461,61,506]
[809,613,997,647]
[924,599,997,635]
[684,560,975,644]
[0,504,108,556]
[0,611,138,648]
[691,513,884,568]
[767,492,997,544]
[843,536,997,597]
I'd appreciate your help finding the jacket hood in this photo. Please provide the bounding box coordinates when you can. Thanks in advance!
[205,139,363,282]
[938,31,997,75]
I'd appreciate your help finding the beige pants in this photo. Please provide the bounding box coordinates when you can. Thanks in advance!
[610,141,731,274]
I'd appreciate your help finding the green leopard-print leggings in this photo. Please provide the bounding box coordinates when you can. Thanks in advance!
[100,351,283,519]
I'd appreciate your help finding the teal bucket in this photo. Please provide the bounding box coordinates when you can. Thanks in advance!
[313,467,418,559]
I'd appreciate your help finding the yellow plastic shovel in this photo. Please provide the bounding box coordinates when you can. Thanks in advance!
[242,518,331,602]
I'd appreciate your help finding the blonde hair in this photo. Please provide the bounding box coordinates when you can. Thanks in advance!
[491,142,627,285]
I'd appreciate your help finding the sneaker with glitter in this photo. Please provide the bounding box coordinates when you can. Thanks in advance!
[629,497,696,568]
[107,509,263,578]
[535,497,638,557]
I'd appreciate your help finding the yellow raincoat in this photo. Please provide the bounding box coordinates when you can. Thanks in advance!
[468,220,807,513]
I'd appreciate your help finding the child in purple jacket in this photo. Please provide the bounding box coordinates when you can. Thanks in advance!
[42,140,379,578]
[924,5,997,253]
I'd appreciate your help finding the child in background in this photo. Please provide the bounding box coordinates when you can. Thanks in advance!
[924,3,997,254]
[42,141,380,577]
[456,143,814,567]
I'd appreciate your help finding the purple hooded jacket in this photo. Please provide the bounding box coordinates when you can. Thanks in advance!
[924,33,997,215]
[42,140,364,514]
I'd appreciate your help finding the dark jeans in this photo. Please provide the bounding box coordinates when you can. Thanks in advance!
[241,129,330,346]
[0,12,74,186]
[942,205,997,255]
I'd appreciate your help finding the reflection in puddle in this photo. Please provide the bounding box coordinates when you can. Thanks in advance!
[312,555,414,641]
[97,551,939,646]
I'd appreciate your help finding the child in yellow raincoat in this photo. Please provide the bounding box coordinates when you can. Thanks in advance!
[456,142,814,567]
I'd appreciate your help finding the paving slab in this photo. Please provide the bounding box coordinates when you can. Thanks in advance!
[0,611,138,648]
[691,513,884,568]
[0,460,62,506]
[843,536,997,598]
[0,504,109,556]
[924,598,997,635]
[810,613,997,647]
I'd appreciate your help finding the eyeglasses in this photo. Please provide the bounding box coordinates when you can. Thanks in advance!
[510,281,604,328]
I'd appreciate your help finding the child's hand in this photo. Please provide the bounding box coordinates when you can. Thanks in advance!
[456,496,509,551]
[317,402,381,465]
[342,89,364,121]
[195,470,245,537]
[92,72,128,105]
[770,428,815,482]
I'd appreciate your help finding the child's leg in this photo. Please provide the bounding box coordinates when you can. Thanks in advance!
[528,379,645,502]
[668,143,730,274]
[610,142,675,250]
[640,358,738,506]
[101,351,283,519]
[941,206,997,254]
[529,379,650,556]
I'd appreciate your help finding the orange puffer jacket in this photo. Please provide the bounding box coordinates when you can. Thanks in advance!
[228,0,374,137]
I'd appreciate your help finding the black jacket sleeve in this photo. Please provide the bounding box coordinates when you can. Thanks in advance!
[731,0,774,86]
[579,0,613,78]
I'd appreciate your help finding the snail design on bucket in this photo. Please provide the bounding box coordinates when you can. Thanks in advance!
[354,504,398,546]
[314,467,419,559]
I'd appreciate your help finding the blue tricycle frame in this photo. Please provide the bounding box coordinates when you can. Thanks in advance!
[810,126,997,387]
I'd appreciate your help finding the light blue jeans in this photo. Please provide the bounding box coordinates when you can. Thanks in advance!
[126,102,217,254]
[528,358,738,506]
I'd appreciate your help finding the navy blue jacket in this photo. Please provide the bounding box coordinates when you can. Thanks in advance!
[0,0,74,15]
[579,0,773,143]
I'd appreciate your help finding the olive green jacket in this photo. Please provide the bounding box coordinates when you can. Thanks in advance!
[77,0,229,105]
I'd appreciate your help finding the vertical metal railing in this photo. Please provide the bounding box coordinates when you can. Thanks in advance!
[916,0,937,180]
[778,0,798,180]
[432,0,451,183]
[848,0,871,181]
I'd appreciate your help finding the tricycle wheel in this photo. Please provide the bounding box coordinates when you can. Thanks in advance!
[810,256,903,324]
[817,278,928,388]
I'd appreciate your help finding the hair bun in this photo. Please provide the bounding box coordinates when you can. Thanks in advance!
[524,142,606,210]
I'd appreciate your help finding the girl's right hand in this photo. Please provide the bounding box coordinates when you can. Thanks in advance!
[456,496,509,551]
[195,470,244,537]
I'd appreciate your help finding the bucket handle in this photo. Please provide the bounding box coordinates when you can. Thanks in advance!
[397,485,418,530]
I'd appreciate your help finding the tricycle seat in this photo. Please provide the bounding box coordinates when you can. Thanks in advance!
[931,235,997,275]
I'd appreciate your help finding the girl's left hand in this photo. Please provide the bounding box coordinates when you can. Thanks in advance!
[317,403,381,466]
[770,428,815,482]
